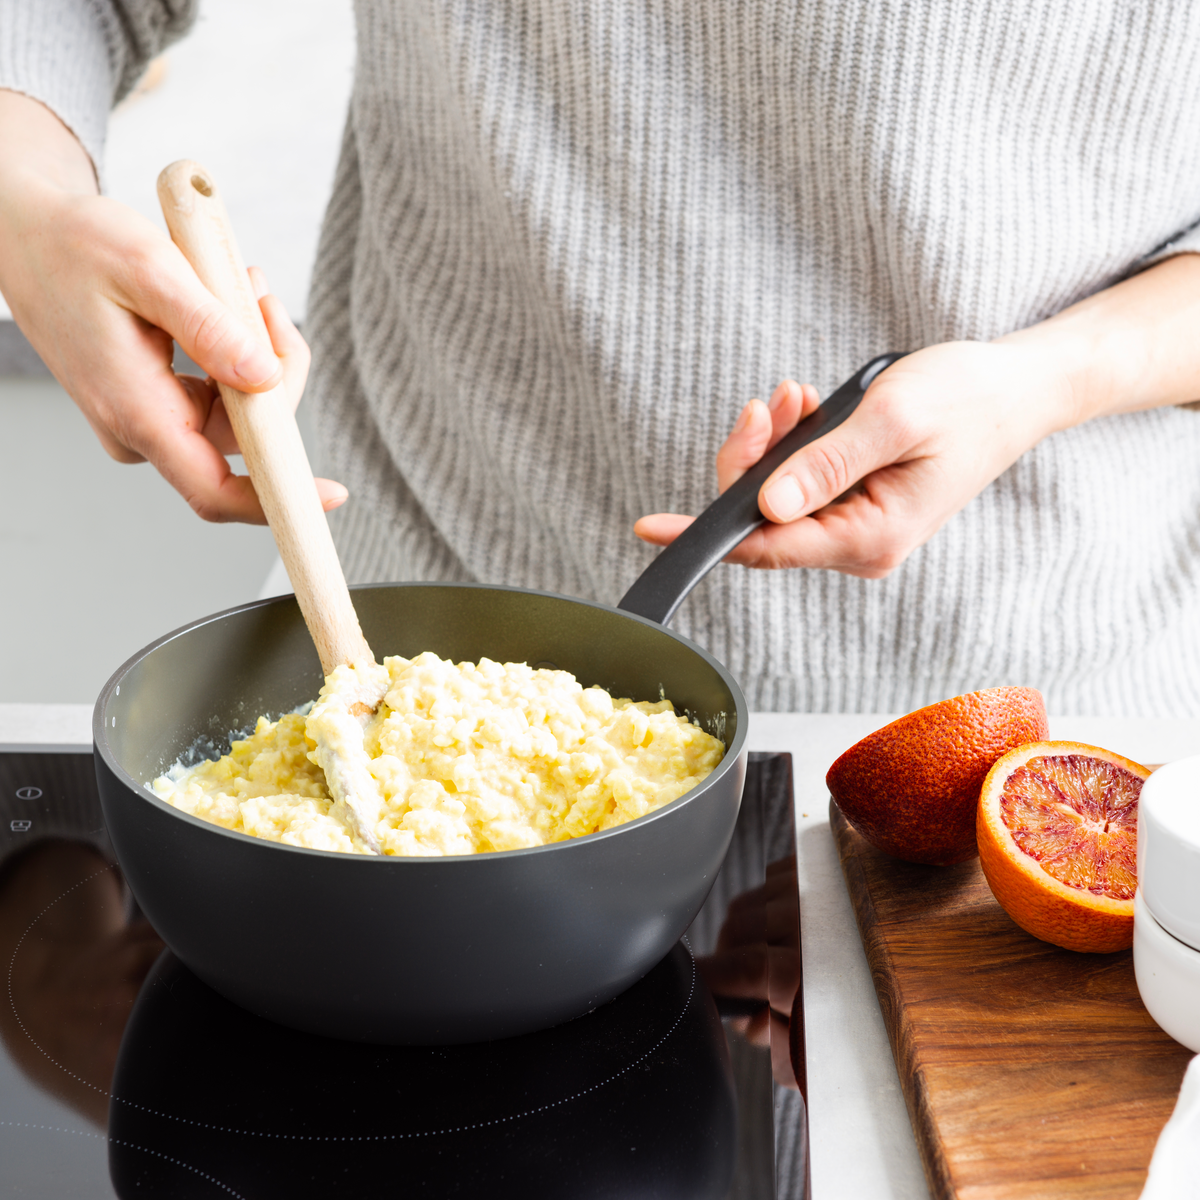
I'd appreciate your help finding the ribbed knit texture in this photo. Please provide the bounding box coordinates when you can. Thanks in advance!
[0,0,193,174]
[8,1,1200,714]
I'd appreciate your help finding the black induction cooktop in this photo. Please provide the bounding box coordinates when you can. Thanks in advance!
[0,750,806,1198]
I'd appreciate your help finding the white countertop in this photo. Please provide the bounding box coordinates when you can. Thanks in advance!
[0,704,93,750]
[749,713,1200,1200]
[7,704,1200,1198]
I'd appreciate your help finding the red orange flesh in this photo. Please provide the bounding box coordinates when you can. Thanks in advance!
[977,741,1149,953]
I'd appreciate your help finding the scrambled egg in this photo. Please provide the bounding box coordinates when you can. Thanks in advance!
[152,653,725,857]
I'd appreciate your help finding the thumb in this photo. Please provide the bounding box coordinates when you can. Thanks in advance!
[123,241,282,392]
[758,422,876,523]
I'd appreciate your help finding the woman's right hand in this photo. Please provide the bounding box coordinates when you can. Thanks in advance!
[0,89,347,523]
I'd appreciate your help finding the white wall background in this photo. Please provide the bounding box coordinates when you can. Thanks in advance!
[0,0,355,322]
[0,0,355,704]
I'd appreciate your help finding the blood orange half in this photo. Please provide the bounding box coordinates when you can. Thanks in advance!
[826,687,1048,865]
[977,741,1150,953]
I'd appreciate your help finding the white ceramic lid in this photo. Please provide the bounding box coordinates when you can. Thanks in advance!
[1138,754,1200,953]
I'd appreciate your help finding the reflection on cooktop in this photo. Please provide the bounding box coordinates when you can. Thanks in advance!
[111,943,733,1198]
[0,750,804,1198]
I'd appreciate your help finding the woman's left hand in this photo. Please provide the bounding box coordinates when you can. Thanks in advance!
[635,339,1074,578]
[636,253,1200,578]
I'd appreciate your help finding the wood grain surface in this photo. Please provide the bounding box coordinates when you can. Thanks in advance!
[831,800,1191,1200]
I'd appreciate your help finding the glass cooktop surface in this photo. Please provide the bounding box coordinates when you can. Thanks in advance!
[0,750,805,1198]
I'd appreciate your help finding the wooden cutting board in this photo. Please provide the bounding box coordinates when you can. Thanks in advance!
[831,800,1192,1200]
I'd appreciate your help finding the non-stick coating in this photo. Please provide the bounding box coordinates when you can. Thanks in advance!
[94,584,747,1043]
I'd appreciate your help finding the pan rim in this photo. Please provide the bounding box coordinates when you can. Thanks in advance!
[93,581,749,865]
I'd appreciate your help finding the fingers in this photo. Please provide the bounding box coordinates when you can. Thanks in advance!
[715,398,772,493]
[180,375,239,455]
[162,279,343,517]
[1,182,333,524]
[633,512,693,546]
[86,352,272,523]
[252,272,343,509]
[635,353,1016,575]
[765,380,821,450]
[723,469,929,576]
[634,379,819,548]
[81,410,147,464]
[148,370,346,519]
[714,380,819,493]
[316,478,350,512]
[636,441,925,577]
[108,375,344,521]
[248,264,269,301]
[757,373,910,524]
[182,269,307,441]
[257,286,312,411]
[143,411,269,523]
[112,232,282,393]
[94,338,267,522]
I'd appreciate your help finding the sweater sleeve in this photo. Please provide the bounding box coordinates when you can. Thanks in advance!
[0,0,196,181]
[1140,213,1200,268]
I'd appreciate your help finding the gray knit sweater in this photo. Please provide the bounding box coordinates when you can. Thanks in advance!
[6,1,1200,715]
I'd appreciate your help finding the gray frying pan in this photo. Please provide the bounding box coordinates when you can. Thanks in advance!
[93,327,900,1043]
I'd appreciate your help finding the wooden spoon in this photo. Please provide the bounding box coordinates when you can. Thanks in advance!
[157,160,387,855]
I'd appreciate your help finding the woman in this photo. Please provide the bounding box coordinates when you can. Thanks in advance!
[2,1,1199,714]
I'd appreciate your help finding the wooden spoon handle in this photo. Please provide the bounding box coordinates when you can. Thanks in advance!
[157,160,373,676]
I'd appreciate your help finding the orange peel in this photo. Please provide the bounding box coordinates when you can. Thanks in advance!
[826,687,1048,865]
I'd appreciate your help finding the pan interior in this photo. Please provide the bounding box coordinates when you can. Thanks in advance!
[103,584,743,791]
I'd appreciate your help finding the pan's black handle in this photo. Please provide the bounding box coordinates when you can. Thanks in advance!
[617,352,908,626]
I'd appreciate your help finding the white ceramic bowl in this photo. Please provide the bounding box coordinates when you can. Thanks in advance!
[1134,889,1200,1053]
[1137,754,1200,952]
